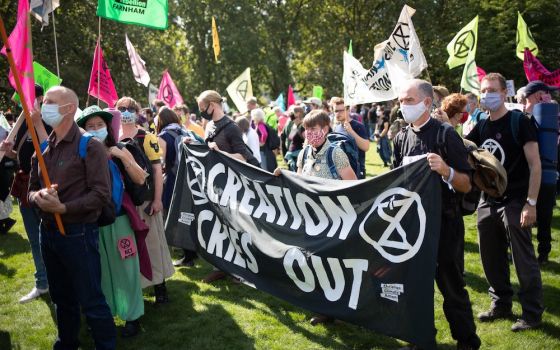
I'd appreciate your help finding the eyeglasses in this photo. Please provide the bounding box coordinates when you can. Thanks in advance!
[117,106,136,113]
[335,109,346,113]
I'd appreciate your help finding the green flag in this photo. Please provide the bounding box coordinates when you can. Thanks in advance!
[97,0,168,30]
[313,85,323,99]
[460,49,480,96]
[13,61,62,103]
[446,16,478,69]
[516,12,538,61]
[348,40,353,56]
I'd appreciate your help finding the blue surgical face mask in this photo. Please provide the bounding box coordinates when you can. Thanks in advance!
[41,103,68,128]
[466,104,472,114]
[88,127,108,143]
[480,92,503,112]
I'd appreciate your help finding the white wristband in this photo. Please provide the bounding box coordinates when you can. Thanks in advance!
[442,167,454,190]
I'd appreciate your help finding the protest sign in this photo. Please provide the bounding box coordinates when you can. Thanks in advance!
[13,61,61,103]
[157,70,183,108]
[460,49,480,95]
[447,16,478,69]
[166,144,442,348]
[524,49,560,87]
[226,68,253,114]
[125,34,150,87]
[97,0,168,30]
[88,41,118,107]
[343,5,427,105]
[516,12,538,61]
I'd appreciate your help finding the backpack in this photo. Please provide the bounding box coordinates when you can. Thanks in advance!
[162,127,204,177]
[265,123,281,150]
[78,134,123,226]
[436,123,508,215]
[121,130,156,203]
[302,132,360,179]
[117,139,153,206]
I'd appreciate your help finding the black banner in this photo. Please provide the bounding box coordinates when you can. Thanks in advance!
[166,144,441,348]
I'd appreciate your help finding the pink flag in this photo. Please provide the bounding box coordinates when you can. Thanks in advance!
[157,70,183,108]
[476,66,487,82]
[1,0,35,112]
[88,41,118,107]
[287,85,295,108]
[524,48,560,87]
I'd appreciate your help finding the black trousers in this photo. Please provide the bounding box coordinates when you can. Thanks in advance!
[536,183,556,257]
[435,211,480,347]
[477,198,544,322]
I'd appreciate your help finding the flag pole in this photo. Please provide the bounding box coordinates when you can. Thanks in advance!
[50,0,60,77]
[0,16,65,234]
[97,17,101,106]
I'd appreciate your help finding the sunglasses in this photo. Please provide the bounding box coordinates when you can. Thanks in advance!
[117,106,136,113]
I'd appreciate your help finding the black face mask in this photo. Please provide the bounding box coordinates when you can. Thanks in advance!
[289,113,296,121]
[200,105,214,120]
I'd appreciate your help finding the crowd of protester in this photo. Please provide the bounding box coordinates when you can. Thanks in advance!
[0,74,558,350]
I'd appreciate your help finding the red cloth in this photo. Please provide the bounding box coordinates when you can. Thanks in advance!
[121,192,152,280]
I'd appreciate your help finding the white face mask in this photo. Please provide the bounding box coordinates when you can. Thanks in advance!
[401,100,426,124]
[41,103,71,128]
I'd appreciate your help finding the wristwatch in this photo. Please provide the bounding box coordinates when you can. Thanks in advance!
[526,198,537,206]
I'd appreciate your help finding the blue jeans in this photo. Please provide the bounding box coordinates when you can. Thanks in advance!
[19,202,48,290]
[40,222,116,350]
[377,136,392,165]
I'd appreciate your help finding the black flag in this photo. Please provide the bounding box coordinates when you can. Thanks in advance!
[166,144,441,348]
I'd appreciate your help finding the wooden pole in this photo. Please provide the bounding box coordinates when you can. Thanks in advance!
[0,16,65,234]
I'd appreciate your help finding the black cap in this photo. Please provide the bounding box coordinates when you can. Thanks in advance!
[34,84,44,97]
[524,80,559,97]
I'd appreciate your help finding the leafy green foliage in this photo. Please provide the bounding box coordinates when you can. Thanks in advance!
[0,0,559,112]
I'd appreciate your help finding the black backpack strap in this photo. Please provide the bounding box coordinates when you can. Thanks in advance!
[436,123,452,161]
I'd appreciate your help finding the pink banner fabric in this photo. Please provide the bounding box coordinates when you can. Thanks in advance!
[287,85,295,108]
[1,0,36,111]
[524,49,560,87]
[157,70,183,108]
[88,41,119,107]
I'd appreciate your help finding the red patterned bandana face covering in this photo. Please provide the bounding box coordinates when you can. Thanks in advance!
[305,129,325,148]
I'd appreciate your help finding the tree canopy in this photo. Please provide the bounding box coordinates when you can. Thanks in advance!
[0,0,559,111]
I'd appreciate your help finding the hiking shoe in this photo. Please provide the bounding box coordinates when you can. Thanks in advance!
[477,307,513,322]
[121,320,141,338]
[202,271,227,283]
[172,256,195,267]
[511,318,541,332]
[310,315,334,326]
[19,287,49,304]
[0,218,16,234]
[154,283,169,304]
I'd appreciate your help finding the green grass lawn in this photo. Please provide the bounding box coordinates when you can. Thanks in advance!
[1,145,560,349]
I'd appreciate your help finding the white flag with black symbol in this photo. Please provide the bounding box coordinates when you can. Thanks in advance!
[226,68,253,114]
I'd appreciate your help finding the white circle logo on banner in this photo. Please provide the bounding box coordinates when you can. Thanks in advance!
[358,187,426,263]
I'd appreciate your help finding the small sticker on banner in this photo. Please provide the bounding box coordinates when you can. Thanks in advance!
[179,212,195,225]
[118,236,137,260]
[380,283,404,302]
